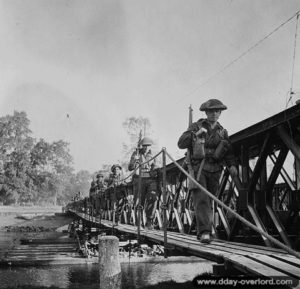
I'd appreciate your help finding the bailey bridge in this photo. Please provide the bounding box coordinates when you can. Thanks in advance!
[67,104,300,283]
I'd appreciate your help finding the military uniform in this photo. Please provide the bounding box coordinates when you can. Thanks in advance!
[128,137,159,229]
[178,99,236,243]
[107,164,127,223]
[95,173,107,216]
[89,180,97,197]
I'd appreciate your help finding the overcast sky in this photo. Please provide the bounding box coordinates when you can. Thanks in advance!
[0,0,299,172]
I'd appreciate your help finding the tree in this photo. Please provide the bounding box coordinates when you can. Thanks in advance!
[0,111,90,206]
[0,111,35,204]
[30,139,74,205]
[64,170,91,200]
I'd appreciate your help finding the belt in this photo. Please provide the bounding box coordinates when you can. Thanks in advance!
[141,172,151,178]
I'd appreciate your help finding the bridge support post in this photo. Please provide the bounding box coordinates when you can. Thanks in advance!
[99,236,121,289]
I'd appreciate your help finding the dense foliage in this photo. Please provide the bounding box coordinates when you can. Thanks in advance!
[0,113,159,205]
[0,111,91,206]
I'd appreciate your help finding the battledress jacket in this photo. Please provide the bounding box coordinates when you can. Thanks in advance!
[178,118,236,172]
[128,150,156,176]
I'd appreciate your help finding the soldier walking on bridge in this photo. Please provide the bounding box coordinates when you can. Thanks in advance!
[178,99,237,244]
[95,172,107,217]
[128,136,159,230]
[107,164,127,225]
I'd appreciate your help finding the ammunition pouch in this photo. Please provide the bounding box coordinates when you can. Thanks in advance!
[192,137,206,160]
[213,140,229,161]
[149,170,158,178]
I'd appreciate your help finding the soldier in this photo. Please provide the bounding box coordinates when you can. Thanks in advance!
[128,136,159,230]
[178,99,237,244]
[95,173,107,216]
[107,164,127,224]
[89,178,97,198]
[88,175,99,216]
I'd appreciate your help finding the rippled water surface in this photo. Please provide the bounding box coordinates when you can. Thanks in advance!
[0,261,213,289]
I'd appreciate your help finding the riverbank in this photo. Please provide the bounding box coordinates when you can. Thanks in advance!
[0,205,67,229]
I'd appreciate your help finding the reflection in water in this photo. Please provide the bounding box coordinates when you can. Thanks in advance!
[122,261,213,288]
[0,266,70,288]
[0,261,213,289]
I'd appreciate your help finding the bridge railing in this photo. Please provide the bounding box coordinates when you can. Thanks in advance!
[67,104,300,259]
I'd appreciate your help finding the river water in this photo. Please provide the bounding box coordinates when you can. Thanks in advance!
[0,261,213,289]
[0,231,214,289]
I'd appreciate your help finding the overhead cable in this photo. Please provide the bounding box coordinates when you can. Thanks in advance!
[182,9,300,102]
[286,12,299,107]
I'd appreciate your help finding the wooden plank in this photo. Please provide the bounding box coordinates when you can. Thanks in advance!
[247,254,300,278]
[164,231,290,257]
[0,257,94,267]
[7,249,76,255]
[14,244,76,248]
[267,255,300,268]
[146,230,300,278]
[162,232,299,270]
[150,230,272,257]
[92,214,286,256]
[113,224,286,277]
[72,211,296,279]
[223,254,289,277]
[114,222,300,277]
[146,232,289,278]
[5,254,80,260]
[6,248,78,255]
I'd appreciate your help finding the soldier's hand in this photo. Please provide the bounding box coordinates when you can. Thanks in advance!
[195,127,207,137]
[229,165,238,177]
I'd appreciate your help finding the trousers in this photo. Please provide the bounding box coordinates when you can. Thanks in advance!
[133,175,159,220]
[191,169,221,235]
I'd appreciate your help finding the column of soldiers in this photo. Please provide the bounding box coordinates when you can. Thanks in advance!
[83,99,237,242]
[86,136,160,230]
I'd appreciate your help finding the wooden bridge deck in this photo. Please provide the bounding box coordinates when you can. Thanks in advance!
[70,210,300,282]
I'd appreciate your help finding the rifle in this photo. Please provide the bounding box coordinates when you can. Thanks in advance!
[136,129,143,154]
[134,129,143,169]
[186,105,195,179]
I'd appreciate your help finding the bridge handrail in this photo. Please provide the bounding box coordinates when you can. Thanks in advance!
[164,149,300,259]
[118,150,163,183]
[68,146,300,259]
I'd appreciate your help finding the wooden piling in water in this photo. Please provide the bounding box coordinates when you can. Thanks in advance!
[99,235,121,289]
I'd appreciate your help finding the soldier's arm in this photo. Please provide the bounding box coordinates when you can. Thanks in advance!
[128,151,138,171]
[177,122,199,149]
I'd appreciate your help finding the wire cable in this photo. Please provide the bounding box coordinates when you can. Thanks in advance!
[286,12,300,107]
[179,9,300,103]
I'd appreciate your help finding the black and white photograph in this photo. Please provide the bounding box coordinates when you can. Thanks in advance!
[0,1,300,288]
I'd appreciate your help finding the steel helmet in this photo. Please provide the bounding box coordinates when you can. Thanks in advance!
[200,99,227,111]
[111,164,122,172]
[140,136,153,146]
